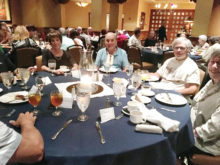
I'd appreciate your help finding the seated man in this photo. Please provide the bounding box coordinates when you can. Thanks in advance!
[144,30,157,47]
[128,28,143,49]
[178,49,220,164]
[152,37,200,96]
[95,32,129,72]
[0,112,44,164]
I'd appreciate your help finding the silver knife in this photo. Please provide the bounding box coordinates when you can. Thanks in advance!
[51,119,73,140]
[96,121,106,144]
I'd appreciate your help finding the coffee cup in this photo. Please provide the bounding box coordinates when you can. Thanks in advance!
[130,110,146,124]
[127,101,139,112]
[60,65,67,70]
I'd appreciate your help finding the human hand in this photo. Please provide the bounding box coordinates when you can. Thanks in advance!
[53,69,64,75]
[9,112,36,128]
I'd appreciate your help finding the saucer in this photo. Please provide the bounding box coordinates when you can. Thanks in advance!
[0,88,3,93]
[131,95,151,104]
[139,90,155,97]
[122,106,130,115]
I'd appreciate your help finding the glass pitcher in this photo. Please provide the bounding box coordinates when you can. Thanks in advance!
[79,50,94,70]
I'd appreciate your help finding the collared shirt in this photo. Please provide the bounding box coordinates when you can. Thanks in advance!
[128,35,143,49]
[95,47,129,71]
[191,80,220,156]
[61,36,74,51]
[0,121,22,165]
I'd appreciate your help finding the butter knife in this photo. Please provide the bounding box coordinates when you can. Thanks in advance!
[95,121,106,144]
[165,92,172,103]
[51,119,73,140]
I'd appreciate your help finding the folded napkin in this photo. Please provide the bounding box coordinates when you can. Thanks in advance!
[41,77,52,85]
[135,124,163,134]
[55,81,114,108]
[149,82,174,90]
[144,109,180,132]
[71,70,81,78]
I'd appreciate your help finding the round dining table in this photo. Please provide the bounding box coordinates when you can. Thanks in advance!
[0,71,194,165]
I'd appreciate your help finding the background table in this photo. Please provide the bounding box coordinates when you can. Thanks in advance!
[0,71,194,165]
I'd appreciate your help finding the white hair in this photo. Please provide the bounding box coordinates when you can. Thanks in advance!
[172,37,193,51]
[199,35,207,42]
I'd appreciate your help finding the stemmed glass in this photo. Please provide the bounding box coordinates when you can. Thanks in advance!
[18,68,30,90]
[76,85,91,122]
[28,88,41,115]
[126,64,134,87]
[50,90,63,117]
[48,59,56,76]
[104,62,111,86]
[113,81,125,106]
[0,72,14,90]
[35,76,45,96]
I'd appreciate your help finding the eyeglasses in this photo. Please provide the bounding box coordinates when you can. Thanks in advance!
[209,60,220,67]
[173,47,187,51]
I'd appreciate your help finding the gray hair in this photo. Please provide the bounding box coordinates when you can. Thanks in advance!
[59,27,67,35]
[172,37,193,51]
[209,48,220,61]
[199,35,207,42]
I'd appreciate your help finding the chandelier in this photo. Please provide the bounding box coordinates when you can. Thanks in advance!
[72,0,91,7]
[155,2,178,9]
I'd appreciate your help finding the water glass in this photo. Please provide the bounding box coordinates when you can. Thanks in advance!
[0,72,14,90]
[48,59,56,76]
[18,68,30,90]
[113,81,124,106]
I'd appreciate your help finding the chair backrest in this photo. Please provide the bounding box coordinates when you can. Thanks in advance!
[162,51,174,64]
[98,37,105,50]
[127,46,142,69]
[191,154,220,165]
[195,68,205,94]
[121,39,129,52]
[15,47,40,68]
[67,45,83,65]
[36,55,42,71]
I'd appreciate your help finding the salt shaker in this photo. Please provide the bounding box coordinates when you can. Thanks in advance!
[106,98,110,108]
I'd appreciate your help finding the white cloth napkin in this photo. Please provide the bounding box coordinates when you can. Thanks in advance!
[41,77,52,85]
[144,109,180,132]
[135,124,163,134]
[55,81,114,109]
[149,82,174,90]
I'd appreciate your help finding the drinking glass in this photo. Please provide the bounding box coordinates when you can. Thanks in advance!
[131,72,142,94]
[76,85,90,122]
[48,59,56,76]
[50,90,63,117]
[0,72,14,90]
[104,62,111,86]
[113,81,124,106]
[18,68,30,90]
[126,64,133,77]
[28,89,41,115]
[35,76,45,96]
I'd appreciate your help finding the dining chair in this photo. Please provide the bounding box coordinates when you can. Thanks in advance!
[127,46,154,71]
[67,45,83,65]
[161,50,174,64]
[191,154,220,165]
[15,47,40,68]
[36,55,42,71]
[121,39,129,52]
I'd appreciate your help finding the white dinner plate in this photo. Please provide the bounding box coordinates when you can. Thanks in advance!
[141,74,159,82]
[99,67,118,73]
[139,89,155,97]
[122,106,130,115]
[0,91,28,104]
[0,88,3,93]
[131,95,151,104]
[155,93,187,106]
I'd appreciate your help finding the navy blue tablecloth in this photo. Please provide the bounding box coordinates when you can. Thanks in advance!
[0,71,194,165]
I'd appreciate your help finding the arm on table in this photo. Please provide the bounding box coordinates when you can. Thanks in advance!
[8,112,44,163]
[176,83,198,95]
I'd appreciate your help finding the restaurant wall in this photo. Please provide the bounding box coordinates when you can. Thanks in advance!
[138,0,151,31]
[123,0,139,31]
[207,0,220,37]
[9,0,22,25]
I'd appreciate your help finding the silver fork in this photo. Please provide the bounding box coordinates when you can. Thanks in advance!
[115,113,124,120]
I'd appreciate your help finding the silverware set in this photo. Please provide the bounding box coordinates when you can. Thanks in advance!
[0,109,16,118]
[96,121,106,144]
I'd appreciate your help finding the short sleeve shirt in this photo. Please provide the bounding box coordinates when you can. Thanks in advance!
[0,122,22,165]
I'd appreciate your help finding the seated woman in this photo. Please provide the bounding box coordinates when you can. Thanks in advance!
[0,22,12,44]
[41,30,78,75]
[95,32,129,72]
[7,25,40,65]
[178,49,220,164]
[151,37,200,96]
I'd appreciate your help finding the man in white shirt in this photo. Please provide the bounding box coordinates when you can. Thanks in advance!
[0,112,44,165]
[128,28,143,49]
[59,27,74,51]
[152,37,200,96]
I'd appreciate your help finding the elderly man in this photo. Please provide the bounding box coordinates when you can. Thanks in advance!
[152,37,200,96]
[59,27,74,51]
[128,28,143,49]
[0,112,44,165]
[95,32,129,72]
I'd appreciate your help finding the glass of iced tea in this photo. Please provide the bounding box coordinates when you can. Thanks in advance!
[28,89,42,116]
[50,90,63,117]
